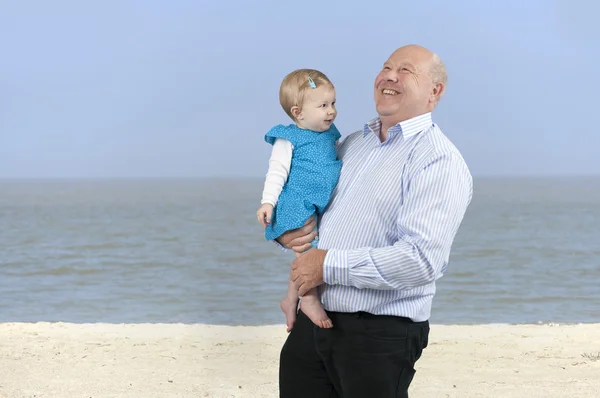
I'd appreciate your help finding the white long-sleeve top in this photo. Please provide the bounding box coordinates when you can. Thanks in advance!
[261,138,294,206]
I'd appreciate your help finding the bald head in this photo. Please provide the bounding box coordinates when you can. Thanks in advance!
[392,45,447,97]
[373,45,447,137]
[391,44,433,60]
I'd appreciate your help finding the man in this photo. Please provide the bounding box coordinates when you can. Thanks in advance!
[276,44,473,397]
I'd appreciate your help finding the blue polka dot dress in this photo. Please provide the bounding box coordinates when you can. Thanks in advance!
[264,123,342,241]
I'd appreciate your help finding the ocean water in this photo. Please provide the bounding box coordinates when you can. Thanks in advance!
[0,177,598,325]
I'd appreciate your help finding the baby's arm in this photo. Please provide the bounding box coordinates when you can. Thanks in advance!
[262,138,292,205]
[256,138,293,227]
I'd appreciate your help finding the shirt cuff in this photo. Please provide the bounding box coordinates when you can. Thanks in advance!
[261,199,276,206]
[323,249,350,286]
[271,239,288,251]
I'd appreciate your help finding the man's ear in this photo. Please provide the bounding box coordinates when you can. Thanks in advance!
[430,82,445,103]
[291,106,302,120]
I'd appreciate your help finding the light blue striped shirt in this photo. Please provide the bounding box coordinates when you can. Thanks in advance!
[317,112,473,322]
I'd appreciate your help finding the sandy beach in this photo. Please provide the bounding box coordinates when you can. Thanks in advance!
[1,322,599,398]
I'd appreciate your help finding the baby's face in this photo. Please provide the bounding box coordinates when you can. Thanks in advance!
[296,85,337,132]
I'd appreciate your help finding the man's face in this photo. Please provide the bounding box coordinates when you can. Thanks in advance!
[373,46,434,123]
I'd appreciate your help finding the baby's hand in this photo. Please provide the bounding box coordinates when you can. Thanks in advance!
[256,203,274,228]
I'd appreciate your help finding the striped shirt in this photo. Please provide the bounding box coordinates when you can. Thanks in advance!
[318,112,473,322]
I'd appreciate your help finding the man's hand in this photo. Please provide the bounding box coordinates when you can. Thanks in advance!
[276,217,318,253]
[291,248,327,296]
[256,203,274,227]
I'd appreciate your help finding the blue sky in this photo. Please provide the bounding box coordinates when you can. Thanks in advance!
[1,0,598,178]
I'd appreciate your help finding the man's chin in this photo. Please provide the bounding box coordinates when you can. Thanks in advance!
[375,106,395,117]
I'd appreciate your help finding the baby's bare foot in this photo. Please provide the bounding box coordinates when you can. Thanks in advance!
[300,296,333,329]
[280,297,298,333]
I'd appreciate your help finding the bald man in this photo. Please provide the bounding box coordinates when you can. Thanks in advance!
[276,45,473,397]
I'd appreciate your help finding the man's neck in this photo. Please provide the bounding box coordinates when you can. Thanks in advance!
[380,117,402,142]
[379,110,431,141]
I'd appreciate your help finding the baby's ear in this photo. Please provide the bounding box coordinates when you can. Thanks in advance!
[291,106,302,120]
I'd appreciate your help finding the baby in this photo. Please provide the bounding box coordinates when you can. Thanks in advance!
[256,69,342,332]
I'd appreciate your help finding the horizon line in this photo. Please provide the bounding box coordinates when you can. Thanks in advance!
[1,174,599,181]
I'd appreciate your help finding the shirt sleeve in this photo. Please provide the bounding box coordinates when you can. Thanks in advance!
[322,153,473,290]
[261,138,293,206]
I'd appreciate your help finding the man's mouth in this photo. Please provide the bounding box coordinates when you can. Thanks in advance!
[382,89,399,95]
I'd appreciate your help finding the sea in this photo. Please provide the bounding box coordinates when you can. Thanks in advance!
[0,177,598,325]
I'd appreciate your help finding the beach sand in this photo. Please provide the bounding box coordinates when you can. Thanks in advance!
[1,322,599,397]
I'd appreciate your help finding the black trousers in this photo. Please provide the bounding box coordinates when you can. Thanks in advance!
[279,310,429,398]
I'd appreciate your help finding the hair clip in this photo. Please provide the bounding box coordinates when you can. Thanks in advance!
[308,76,316,88]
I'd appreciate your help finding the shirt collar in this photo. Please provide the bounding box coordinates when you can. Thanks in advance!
[363,112,433,141]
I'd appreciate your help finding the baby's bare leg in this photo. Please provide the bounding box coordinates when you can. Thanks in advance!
[280,252,333,331]
[294,245,332,329]
[299,285,332,329]
[280,276,299,333]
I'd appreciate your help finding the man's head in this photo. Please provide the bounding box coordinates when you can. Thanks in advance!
[279,69,337,132]
[374,45,447,127]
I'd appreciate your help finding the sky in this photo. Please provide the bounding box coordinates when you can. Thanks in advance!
[0,0,598,178]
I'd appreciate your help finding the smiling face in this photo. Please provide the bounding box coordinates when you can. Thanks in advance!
[374,45,444,129]
[292,85,337,132]
[279,69,337,132]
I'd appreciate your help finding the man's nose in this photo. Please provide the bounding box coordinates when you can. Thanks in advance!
[384,70,398,82]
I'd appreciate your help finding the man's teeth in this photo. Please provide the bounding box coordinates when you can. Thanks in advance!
[382,89,398,95]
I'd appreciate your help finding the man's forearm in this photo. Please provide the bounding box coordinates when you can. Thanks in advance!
[322,153,473,291]
[323,238,441,290]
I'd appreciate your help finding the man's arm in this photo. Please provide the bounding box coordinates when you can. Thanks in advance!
[274,216,318,252]
[322,153,473,291]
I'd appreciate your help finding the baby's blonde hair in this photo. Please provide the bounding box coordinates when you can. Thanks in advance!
[279,69,334,121]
